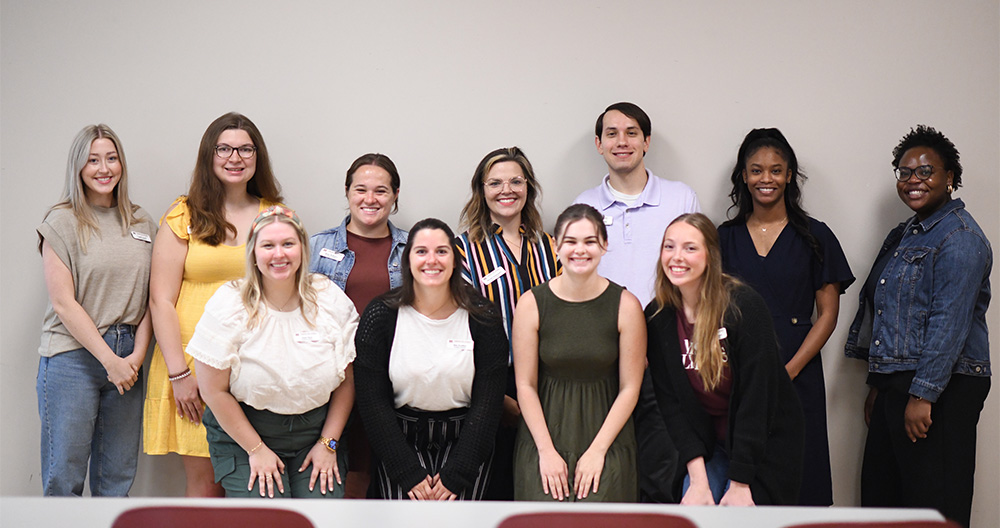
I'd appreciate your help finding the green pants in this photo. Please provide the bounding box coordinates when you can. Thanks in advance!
[204,403,347,498]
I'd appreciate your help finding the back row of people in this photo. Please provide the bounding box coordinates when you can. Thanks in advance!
[35,104,991,527]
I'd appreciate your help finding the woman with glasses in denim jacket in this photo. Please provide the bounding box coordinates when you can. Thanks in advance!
[845,125,991,528]
[309,153,408,497]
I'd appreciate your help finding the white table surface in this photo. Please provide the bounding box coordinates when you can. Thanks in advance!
[0,496,944,528]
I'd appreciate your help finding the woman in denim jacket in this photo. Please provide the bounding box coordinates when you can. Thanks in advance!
[309,153,408,497]
[844,125,991,528]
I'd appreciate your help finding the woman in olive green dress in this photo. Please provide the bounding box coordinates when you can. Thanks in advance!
[512,204,645,501]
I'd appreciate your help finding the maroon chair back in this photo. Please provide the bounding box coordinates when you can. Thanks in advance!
[112,506,315,528]
[497,512,698,528]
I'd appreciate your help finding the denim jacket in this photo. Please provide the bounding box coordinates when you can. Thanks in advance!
[308,215,408,291]
[844,198,992,402]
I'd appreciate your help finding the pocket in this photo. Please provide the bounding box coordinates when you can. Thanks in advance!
[900,247,932,285]
[212,454,237,484]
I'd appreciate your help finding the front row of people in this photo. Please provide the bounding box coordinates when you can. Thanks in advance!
[36,116,990,528]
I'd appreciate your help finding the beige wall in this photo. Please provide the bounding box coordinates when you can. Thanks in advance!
[2,1,997,525]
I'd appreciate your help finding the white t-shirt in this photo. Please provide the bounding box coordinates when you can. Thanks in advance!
[389,306,475,411]
[188,275,359,415]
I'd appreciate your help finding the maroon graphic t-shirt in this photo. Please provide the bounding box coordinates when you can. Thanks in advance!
[676,312,732,442]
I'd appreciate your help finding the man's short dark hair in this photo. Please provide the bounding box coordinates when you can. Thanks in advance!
[595,102,651,138]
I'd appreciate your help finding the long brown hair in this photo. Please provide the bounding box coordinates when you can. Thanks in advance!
[187,112,283,246]
[41,124,140,254]
[383,218,490,319]
[459,147,543,243]
[652,213,739,390]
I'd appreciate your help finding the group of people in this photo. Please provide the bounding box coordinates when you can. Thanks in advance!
[35,103,991,527]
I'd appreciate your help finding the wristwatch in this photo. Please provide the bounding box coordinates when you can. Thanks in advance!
[318,437,338,453]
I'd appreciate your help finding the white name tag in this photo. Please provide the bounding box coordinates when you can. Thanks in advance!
[447,339,474,353]
[320,248,344,261]
[718,327,727,340]
[603,215,613,226]
[131,231,152,243]
[482,267,506,284]
[295,330,321,344]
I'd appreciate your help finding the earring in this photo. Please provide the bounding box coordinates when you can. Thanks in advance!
[947,184,954,194]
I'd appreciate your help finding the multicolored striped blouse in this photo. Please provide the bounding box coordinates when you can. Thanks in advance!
[457,225,561,362]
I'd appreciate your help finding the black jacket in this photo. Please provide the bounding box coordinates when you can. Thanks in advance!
[645,283,804,505]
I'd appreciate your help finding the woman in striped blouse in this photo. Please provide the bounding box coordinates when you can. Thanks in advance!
[456,146,561,499]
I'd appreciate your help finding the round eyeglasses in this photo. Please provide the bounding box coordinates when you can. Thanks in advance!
[215,144,257,159]
[894,165,935,182]
[484,178,527,192]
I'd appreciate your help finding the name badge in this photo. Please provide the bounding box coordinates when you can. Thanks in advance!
[603,215,613,226]
[447,339,474,353]
[131,231,152,243]
[718,327,727,340]
[320,248,344,261]
[482,267,506,284]
[295,330,321,344]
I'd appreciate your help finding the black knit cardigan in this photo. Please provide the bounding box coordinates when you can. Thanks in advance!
[645,284,804,505]
[354,293,508,494]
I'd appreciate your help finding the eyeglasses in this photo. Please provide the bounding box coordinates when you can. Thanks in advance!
[894,165,935,181]
[215,144,257,159]
[484,178,527,191]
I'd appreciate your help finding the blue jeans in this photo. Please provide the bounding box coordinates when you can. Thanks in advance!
[36,324,142,496]
[682,444,731,504]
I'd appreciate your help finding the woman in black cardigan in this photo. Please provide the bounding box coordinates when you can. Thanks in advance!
[646,213,803,506]
[354,218,507,500]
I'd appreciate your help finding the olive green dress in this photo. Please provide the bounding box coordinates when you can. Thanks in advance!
[513,281,637,501]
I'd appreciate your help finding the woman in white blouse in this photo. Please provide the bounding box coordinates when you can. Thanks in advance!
[189,206,359,498]
[354,218,508,500]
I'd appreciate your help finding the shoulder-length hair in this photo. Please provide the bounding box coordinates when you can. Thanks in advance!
[652,213,740,391]
[383,218,490,319]
[188,112,283,246]
[720,127,820,262]
[240,206,317,329]
[459,147,544,244]
[40,124,140,254]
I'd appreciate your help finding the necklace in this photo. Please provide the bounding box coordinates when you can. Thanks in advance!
[750,216,788,232]
[265,291,300,312]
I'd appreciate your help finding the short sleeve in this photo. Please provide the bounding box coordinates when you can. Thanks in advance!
[159,196,191,240]
[37,209,75,271]
[186,282,247,370]
[811,219,855,294]
[314,275,360,382]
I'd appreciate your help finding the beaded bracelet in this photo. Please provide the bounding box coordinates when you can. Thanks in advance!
[168,368,192,382]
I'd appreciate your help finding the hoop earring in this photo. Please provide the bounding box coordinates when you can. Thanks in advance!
[947,184,954,194]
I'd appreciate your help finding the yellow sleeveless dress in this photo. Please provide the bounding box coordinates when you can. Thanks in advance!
[143,196,276,456]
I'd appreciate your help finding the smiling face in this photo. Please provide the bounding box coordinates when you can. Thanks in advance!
[213,128,257,187]
[254,221,302,285]
[595,110,650,177]
[409,228,455,289]
[661,221,708,294]
[743,146,790,209]
[556,218,606,277]
[484,161,527,225]
[80,138,122,207]
[347,164,397,235]
[896,146,953,220]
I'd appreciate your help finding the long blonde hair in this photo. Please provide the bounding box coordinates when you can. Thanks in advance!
[40,124,140,254]
[240,206,318,328]
[652,213,739,391]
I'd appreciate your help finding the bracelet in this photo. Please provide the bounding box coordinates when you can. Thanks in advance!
[168,368,192,382]
[248,441,264,455]
[318,437,338,453]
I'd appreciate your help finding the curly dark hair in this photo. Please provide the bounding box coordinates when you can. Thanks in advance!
[891,125,963,189]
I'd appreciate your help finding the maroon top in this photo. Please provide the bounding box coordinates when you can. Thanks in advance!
[344,231,392,313]
[676,312,732,443]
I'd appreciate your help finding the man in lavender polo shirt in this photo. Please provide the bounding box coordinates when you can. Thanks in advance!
[574,102,700,503]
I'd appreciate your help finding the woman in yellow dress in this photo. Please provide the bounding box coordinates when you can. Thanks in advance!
[144,113,283,496]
